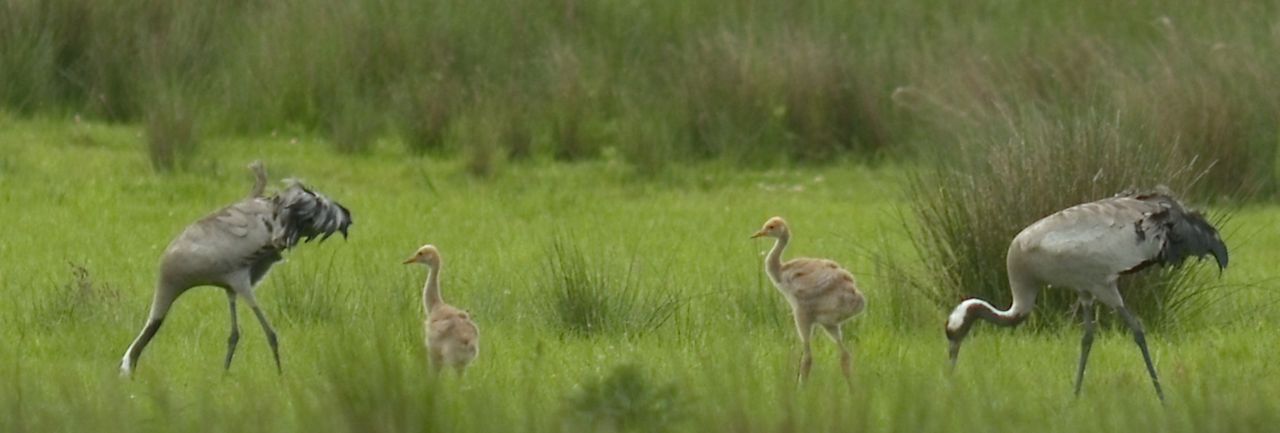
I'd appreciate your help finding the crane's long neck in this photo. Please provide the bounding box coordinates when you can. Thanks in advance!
[764,231,790,286]
[946,272,1039,365]
[949,295,1034,329]
[423,262,443,313]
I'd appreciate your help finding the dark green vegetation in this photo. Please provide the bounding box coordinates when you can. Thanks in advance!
[539,237,680,337]
[2,0,1277,185]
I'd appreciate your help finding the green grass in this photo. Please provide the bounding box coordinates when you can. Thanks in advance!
[3,0,1278,192]
[537,236,680,337]
[2,117,1280,432]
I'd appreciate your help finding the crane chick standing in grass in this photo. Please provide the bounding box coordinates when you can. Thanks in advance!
[404,245,479,375]
[752,217,866,387]
[945,189,1227,401]
[120,161,352,377]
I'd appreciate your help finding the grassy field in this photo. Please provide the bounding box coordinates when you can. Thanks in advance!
[2,116,1279,432]
[4,0,1279,194]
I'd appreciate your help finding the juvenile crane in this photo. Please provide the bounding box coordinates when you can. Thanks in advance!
[404,245,479,374]
[119,161,352,377]
[945,189,1227,401]
[752,217,866,387]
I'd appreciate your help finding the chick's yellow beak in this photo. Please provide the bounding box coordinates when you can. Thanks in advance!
[402,256,417,264]
[750,230,766,239]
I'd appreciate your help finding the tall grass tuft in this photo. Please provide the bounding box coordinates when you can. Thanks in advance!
[459,116,501,178]
[677,30,893,164]
[771,32,891,161]
[538,237,679,337]
[33,262,122,329]
[394,76,461,155]
[563,363,686,433]
[271,265,346,327]
[904,109,1225,329]
[544,44,597,161]
[143,87,199,172]
[734,254,789,329]
[455,95,533,176]
[1118,21,1280,198]
[326,96,380,155]
[614,96,685,178]
[308,325,447,433]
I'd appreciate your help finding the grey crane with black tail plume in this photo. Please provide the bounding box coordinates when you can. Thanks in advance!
[944,187,1227,401]
[119,161,352,377]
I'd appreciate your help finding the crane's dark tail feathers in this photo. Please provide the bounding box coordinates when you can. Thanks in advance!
[272,179,353,249]
[1136,192,1228,271]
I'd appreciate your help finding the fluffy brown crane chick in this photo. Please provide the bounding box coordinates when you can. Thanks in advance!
[404,245,479,375]
[752,217,866,387]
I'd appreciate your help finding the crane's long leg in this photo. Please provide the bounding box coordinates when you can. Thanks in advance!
[823,324,854,391]
[1117,307,1165,401]
[794,314,814,385]
[224,290,241,372]
[245,297,282,374]
[120,285,180,377]
[232,274,282,374]
[1074,298,1096,396]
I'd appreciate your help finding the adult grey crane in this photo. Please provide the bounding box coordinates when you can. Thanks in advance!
[944,189,1227,401]
[119,161,352,377]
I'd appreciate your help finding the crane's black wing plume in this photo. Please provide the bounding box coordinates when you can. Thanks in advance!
[271,179,352,249]
[1132,191,1228,270]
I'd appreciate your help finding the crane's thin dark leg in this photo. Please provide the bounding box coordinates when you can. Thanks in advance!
[235,277,282,375]
[224,291,241,372]
[1117,307,1165,402]
[249,305,282,374]
[238,272,285,374]
[1074,299,1096,396]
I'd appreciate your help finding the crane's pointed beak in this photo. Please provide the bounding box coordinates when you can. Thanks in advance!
[402,256,416,264]
[750,230,766,239]
[947,340,962,371]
